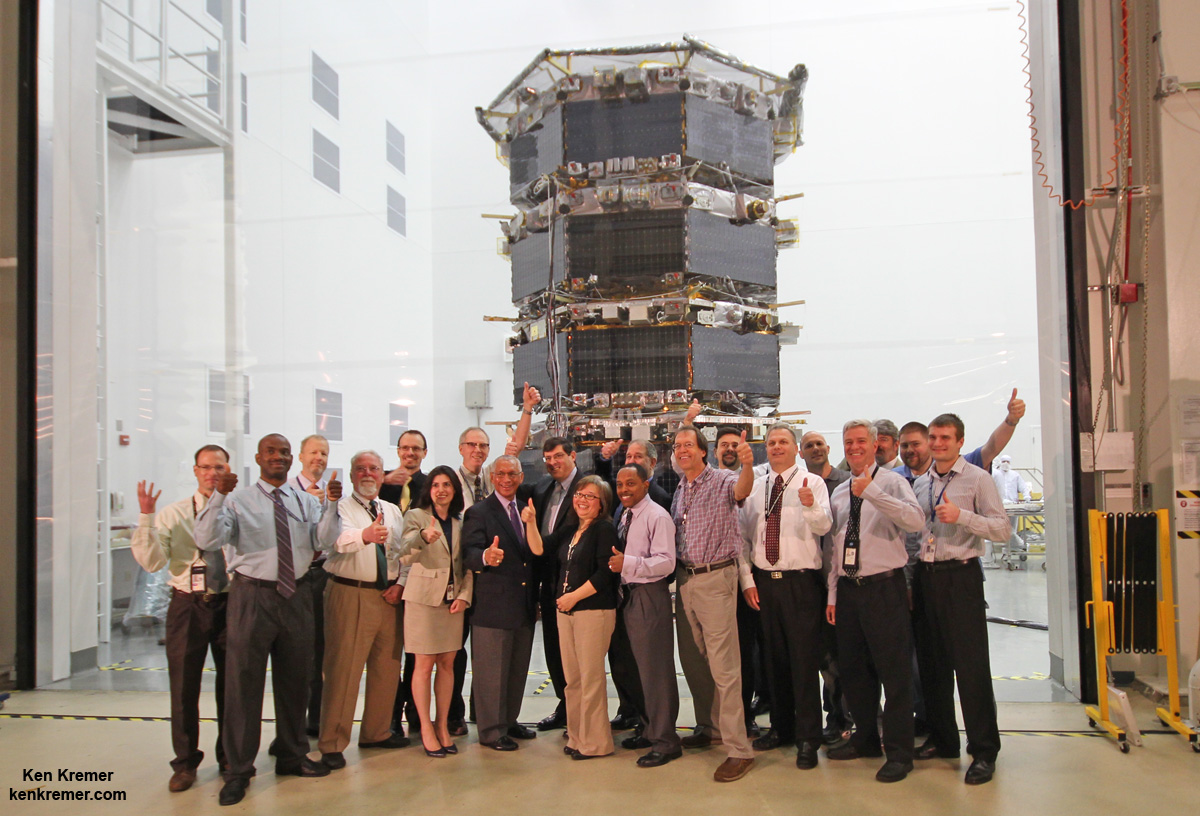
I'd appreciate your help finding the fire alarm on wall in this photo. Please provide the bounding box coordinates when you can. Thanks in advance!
[119,434,130,446]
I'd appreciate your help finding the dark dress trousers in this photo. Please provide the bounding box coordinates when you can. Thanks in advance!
[462,492,539,744]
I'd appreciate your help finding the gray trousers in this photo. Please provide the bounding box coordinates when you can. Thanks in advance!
[222,575,314,780]
[470,623,534,745]
[624,581,681,754]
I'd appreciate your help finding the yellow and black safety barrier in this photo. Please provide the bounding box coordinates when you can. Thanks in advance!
[1085,509,1198,753]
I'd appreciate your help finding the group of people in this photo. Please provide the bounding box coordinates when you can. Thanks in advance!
[131,383,1027,804]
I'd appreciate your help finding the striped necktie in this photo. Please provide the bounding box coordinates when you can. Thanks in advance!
[273,489,297,598]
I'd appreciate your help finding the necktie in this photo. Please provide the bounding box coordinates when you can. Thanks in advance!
[844,491,863,578]
[474,475,484,503]
[507,500,525,545]
[764,475,783,566]
[618,509,631,543]
[369,500,388,590]
[542,484,565,536]
[400,483,411,512]
[273,489,297,599]
[205,547,229,593]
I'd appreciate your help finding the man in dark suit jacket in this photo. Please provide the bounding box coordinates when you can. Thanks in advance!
[462,455,539,751]
[380,430,443,736]
[379,429,428,511]
[530,437,582,731]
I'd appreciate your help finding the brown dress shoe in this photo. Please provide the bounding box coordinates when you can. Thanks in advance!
[168,768,196,792]
[713,757,755,782]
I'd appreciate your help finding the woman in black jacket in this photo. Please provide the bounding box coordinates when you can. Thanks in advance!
[523,475,620,759]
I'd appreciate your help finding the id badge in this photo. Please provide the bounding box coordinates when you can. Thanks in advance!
[445,581,454,603]
[842,547,857,567]
[921,534,936,563]
[190,562,207,593]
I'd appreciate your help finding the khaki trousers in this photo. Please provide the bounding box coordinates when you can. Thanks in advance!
[558,608,617,757]
[678,564,752,759]
[318,581,403,753]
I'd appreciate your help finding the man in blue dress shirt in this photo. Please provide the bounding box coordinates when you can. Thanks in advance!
[195,433,342,806]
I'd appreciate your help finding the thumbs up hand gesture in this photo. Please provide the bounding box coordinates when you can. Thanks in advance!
[326,474,343,502]
[609,545,625,573]
[520,498,537,525]
[363,512,388,544]
[1006,387,1025,425]
[737,431,755,468]
[935,495,961,524]
[851,468,873,498]
[485,536,505,567]
[797,477,814,507]
[421,515,442,544]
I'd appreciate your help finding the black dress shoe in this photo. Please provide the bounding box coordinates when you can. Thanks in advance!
[564,746,579,757]
[424,745,447,758]
[610,714,639,731]
[827,742,883,760]
[537,711,567,731]
[275,758,330,777]
[218,778,248,806]
[964,758,995,785]
[320,752,345,770]
[621,735,653,750]
[680,732,715,749]
[915,738,960,760]
[571,751,612,760]
[637,749,683,768]
[752,730,794,751]
[876,760,913,783]
[507,724,537,740]
[482,736,518,751]
[746,722,765,739]
[823,725,849,745]
[441,742,458,755]
[795,743,819,770]
[448,719,469,737]
[359,733,411,749]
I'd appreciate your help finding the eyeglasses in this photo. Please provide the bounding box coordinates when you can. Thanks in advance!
[672,442,698,452]
[462,442,490,450]
[574,493,603,504]
[398,445,425,453]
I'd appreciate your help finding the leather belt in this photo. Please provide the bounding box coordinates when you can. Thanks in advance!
[839,567,899,586]
[233,571,312,589]
[171,587,227,602]
[753,567,820,580]
[331,575,382,590]
[919,558,976,573]
[683,557,736,576]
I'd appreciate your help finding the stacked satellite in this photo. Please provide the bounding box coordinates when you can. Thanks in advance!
[477,35,807,441]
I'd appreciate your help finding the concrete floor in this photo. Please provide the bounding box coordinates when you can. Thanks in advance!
[6,565,1196,813]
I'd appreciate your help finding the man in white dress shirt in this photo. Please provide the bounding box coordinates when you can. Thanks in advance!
[131,444,231,793]
[737,423,831,769]
[318,450,409,770]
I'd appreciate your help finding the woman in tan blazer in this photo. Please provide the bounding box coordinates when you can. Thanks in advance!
[398,465,473,757]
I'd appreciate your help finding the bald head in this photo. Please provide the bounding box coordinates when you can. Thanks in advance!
[255,434,293,485]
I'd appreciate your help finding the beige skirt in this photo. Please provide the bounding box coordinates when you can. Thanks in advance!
[403,599,465,655]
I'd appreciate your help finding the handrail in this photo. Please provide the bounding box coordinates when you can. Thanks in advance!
[96,0,226,126]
